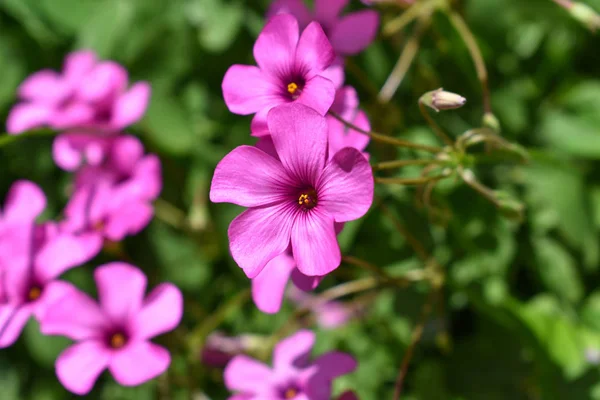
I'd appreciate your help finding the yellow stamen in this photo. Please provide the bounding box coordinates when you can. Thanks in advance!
[110,333,126,349]
[297,189,317,209]
[28,286,42,301]
[287,82,299,95]
[284,388,298,399]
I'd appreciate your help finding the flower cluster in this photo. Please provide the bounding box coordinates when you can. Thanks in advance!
[1,50,181,395]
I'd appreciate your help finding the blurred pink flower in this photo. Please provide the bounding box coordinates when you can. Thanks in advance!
[7,50,150,135]
[201,331,256,368]
[222,14,336,135]
[41,262,183,395]
[288,286,356,329]
[268,0,379,56]
[327,86,370,159]
[224,330,356,399]
[60,135,161,255]
[338,391,359,400]
[210,103,373,278]
[0,182,98,348]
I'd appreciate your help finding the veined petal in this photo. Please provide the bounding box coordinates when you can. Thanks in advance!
[222,65,282,115]
[251,253,296,314]
[132,283,183,340]
[6,103,53,134]
[253,14,299,77]
[56,341,110,395]
[267,0,312,28]
[330,10,379,55]
[111,82,151,129]
[267,103,329,184]
[224,355,272,393]
[40,285,109,340]
[291,208,340,276]
[210,145,294,207]
[228,203,296,278]
[95,263,147,324]
[317,147,373,222]
[109,342,171,386]
[295,22,335,78]
[295,75,336,116]
[273,329,315,369]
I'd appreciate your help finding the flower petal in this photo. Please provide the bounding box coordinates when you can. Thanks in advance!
[40,285,109,340]
[250,107,272,136]
[224,355,272,393]
[317,147,374,222]
[132,283,183,340]
[63,50,98,83]
[253,14,299,76]
[6,103,53,134]
[210,145,294,207]
[320,58,345,89]
[112,82,151,129]
[295,22,335,78]
[228,203,296,278]
[109,341,171,386]
[103,200,153,241]
[327,110,370,157]
[315,0,348,22]
[267,103,329,184]
[291,209,340,276]
[222,65,282,115]
[330,10,379,55]
[273,329,315,369]
[56,341,110,395]
[18,70,70,103]
[50,103,94,129]
[0,306,31,348]
[78,61,128,103]
[255,135,279,160]
[291,268,322,291]
[35,233,102,281]
[267,0,313,28]
[32,280,79,321]
[2,180,46,223]
[295,75,336,116]
[312,351,357,378]
[251,253,296,314]
[95,262,147,324]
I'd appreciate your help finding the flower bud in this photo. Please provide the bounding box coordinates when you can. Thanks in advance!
[483,112,501,133]
[570,2,600,32]
[421,88,466,112]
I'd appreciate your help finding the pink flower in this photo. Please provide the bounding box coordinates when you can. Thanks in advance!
[224,329,356,399]
[210,103,373,278]
[41,262,183,395]
[268,0,379,56]
[7,50,150,135]
[222,14,336,135]
[201,332,256,368]
[328,86,370,159]
[288,286,357,329]
[61,135,161,256]
[0,182,98,348]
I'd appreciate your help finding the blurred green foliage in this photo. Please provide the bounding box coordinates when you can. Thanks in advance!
[2,0,600,399]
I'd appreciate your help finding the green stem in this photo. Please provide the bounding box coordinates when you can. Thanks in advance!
[418,101,455,146]
[375,175,448,186]
[0,129,57,148]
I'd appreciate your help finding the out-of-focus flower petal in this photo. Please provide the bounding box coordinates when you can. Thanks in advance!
[55,341,110,395]
[2,180,46,223]
[329,11,379,55]
[109,341,171,386]
[252,253,296,313]
[0,305,32,348]
[6,103,53,134]
[224,355,272,393]
[95,263,147,324]
[273,329,315,369]
[18,70,70,103]
[111,82,151,129]
[78,61,128,103]
[132,283,183,340]
[291,268,322,291]
[35,233,102,281]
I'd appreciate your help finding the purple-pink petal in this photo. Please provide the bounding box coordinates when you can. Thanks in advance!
[109,341,171,386]
[210,145,294,208]
[268,0,312,28]
[267,103,328,184]
[112,82,151,129]
[103,201,153,241]
[228,203,296,278]
[295,75,336,116]
[273,329,315,369]
[224,355,272,393]
[95,262,147,324]
[222,65,283,115]
[63,50,97,83]
[295,22,335,78]
[18,70,69,103]
[6,103,53,134]
[0,305,32,348]
[291,268,323,291]
[317,148,374,222]
[330,10,379,55]
[313,351,357,379]
[132,283,183,340]
[35,233,101,281]
[2,180,46,223]
[291,209,340,276]
[78,61,128,103]
[55,341,110,395]
[253,14,299,76]
[251,253,296,314]
[315,0,349,23]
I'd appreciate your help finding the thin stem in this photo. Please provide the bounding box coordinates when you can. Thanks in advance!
[375,175,448,186]
[393,289,437,400]
[154,198,188,230]
[342,255,425,286]
[379,13,431,103]
[447,10,492,114]
[383,1,426,36]
[372,158,445,171]
[329,111,442,154]
[379,203,430,262]
[418,101,454,146]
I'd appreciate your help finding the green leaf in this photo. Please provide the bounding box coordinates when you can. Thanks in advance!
[539,110,600,158]
[23,319,71,368]
[187,0,244,52]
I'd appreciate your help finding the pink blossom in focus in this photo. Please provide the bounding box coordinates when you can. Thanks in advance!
[60,135,161,257]
[7,50,150,135]
[327,86,370,159]
[41,262,183,395]
[0,182,99,348]
[222,14,336,135]
[268,0,380,56]
[210,103,374,278]
[224,329,356,399]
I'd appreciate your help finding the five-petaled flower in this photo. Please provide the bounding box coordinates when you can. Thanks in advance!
[41,262,183,395]
[224,329,356,399]
[222,13,336,135]
[210,103,374,278]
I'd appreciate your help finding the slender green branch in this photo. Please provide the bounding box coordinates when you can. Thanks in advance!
[375,174,448,186]
[329,111,442,154]
[373,158,446,171]
[418,101,455,146]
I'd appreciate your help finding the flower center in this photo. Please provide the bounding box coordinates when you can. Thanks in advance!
[297,189,317,210]
[109,332,127,349]
[28,286,42,302]
[284,388,298,399]
[93,219,105,232]
[287,82,299,95]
